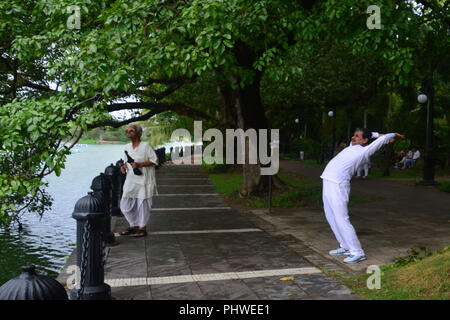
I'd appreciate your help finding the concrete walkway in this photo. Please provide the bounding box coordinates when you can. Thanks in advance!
[246,159,450,273]
[102,164,359,300]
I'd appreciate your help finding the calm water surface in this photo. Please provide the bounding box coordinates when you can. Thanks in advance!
[0,144,126,285]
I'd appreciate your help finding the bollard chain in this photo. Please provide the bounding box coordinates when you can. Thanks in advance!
[77,220,91,300]
[100,232,107,268]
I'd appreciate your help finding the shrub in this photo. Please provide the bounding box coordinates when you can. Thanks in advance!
[438,181,450,193]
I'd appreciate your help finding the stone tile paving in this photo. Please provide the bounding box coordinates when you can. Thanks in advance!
[102,164,359,300]
[241,160,450,273]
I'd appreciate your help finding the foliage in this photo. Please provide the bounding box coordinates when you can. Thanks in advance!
[81,127,128,143]
[0,96,73,228]
[1,0,449,226]
[438,181,450,193]
[387,245,434,269]
[202,158,228,174]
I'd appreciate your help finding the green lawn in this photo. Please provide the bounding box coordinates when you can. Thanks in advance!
[207,168,373,208]
[338,246,450,300]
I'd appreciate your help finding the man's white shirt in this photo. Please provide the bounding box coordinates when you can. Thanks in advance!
[321,133,395,184]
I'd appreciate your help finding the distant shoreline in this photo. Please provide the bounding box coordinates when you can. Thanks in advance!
[78,139,127,145]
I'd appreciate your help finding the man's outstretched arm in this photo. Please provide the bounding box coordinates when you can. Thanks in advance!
[362,133,405,161]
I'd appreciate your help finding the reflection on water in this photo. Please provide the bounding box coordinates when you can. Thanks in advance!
[0,144,125,285]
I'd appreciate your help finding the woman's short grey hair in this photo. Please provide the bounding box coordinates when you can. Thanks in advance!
[129,123,143,135]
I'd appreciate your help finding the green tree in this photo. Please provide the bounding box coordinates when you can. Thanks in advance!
[1,0,448,227]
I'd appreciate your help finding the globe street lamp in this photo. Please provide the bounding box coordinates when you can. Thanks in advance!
[417,77,437,186]
[295,118,301,159]
[328,107,336,160]
[417,94,427,104]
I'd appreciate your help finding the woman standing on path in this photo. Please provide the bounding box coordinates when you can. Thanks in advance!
[119,124,158,237]
[320,128,404,263]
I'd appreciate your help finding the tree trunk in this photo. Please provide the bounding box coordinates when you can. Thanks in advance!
[229,40,289,197]
[383,86,393,176]
[217,85,237,127]
[232,74,267,197]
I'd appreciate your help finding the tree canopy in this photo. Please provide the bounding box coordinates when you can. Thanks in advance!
[1,0,449,227]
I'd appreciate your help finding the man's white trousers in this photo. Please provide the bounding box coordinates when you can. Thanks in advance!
[357,163,369,177]
[120,197,153,228]
[322,179,365,256]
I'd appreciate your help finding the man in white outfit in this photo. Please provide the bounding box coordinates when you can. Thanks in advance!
[320,128,404,263]
[356,159,371,179]
[119,124,158,237]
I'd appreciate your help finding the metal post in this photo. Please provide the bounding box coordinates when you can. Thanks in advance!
[419,75,437,185]
[268,175,272,214]
[331,107,336,159]
[155,148,161,169]
[115,159,126,202]
[91,173,116,246]
[161,147,166,164]
[105,164,121,217]
[70,192,111,300]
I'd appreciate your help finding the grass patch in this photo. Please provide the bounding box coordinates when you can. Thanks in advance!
[209,172,243,197]
[78,138,101,145]
[208,169,322,208]
[207,168,373,208]
[342,245,450,300]
[438,181,450,193]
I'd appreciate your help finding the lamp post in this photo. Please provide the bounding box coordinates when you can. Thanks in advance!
[328,108,336,159]
[417,76,437,186]
[295,118,301,159]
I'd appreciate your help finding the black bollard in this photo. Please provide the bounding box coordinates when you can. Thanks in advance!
[91,173,116,246]
[161,147,166,164]
[169,147,173,161]
[179,146,184,158]
[105,163,121,217]
[69,192,111,300]
[0,265,68,300]
[115,159,126,200]
[155,148,162,169]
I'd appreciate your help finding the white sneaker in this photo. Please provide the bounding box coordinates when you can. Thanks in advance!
[329,247,350,255]
[343,254,366,263]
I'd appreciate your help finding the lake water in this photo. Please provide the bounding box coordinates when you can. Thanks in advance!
[0,141,200,286]
[0,144,129,285]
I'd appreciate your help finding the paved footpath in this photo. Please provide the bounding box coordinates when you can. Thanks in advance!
[259,159,450,273]
[101,164,359,300]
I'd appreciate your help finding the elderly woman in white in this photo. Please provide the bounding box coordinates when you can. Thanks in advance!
[119,124,158,237]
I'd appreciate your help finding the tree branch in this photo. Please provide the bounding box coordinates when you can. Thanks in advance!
[87,110,158,129]
[136,75,197,87]
[105,101,215,121]
[89,100,218,130]
[137,83,184,99]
